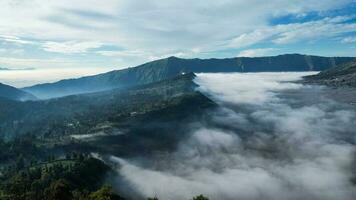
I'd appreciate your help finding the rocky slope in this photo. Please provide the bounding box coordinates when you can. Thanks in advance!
[304,60,356,87]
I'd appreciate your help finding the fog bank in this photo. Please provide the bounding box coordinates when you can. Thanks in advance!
[112,72,356,200]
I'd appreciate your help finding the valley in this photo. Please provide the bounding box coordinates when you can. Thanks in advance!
[0,56,356,200]
[1,1,355,199]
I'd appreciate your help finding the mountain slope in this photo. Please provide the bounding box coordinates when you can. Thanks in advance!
[0,82,36,101]
[304,60,356,87]
[23,54,355,99]
[0,73,215,139]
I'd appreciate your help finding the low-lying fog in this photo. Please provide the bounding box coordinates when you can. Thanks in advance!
[111,72,356,200]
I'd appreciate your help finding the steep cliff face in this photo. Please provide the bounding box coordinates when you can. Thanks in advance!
[23,54,355,99]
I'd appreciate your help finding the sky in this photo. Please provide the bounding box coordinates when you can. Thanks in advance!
[0,0,355,80]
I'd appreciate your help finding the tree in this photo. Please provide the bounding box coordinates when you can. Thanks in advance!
[89,185,125,200]
[192,194,209,200]
[44,179,72,200]
[147,197,159,200]
[15,154,25,170]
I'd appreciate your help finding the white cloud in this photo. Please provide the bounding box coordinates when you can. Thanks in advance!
[228,16,356,48]
[0,56,116,71]
[97,50,147,57]
[272,16,356,44]
[341,36,356,43]
[43,41,103,53]
[0,67,111,87]
[237,48,277,57]
[111,72,356,200]
[0,35,34,45]
[228,30,274,48]
[0,48,25,55]
[97,49,197,62]
[195,72,317,104]
[0,57,76,67]
[0,0,353,61]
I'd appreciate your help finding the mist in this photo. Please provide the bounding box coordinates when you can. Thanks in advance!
[110,72,356,200]
[0,67,113,87]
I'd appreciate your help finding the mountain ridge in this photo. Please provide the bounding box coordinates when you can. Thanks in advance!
[0,82,37,101]
[23,54,355,99]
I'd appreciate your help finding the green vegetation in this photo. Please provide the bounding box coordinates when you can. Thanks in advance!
[0,73,214,140]
[147,197,159,200]
[0,73,217,199]
[89,185,125,200]
[146,195,209,200]
[0,136,210,200]
[304,60,356,87]
[0,151,121,200]
[192,195,209,200]
[0,82,36,101]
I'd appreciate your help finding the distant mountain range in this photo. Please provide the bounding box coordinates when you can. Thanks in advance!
[0,67,36,70]
[0,82,37,101]
[305,60,356,87]
[23,54,355,99]
[0,67,10,70]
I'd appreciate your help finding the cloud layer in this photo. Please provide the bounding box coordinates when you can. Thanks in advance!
[0,0,355,70]
[195,72,315,104]
[111,72,356,200]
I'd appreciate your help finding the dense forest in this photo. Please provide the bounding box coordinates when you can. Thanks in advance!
[0,135,120,200]
[0,73,214,200]
[0,136,210,200]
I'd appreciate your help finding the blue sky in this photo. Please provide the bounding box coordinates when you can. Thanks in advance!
[0,0,355,77]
